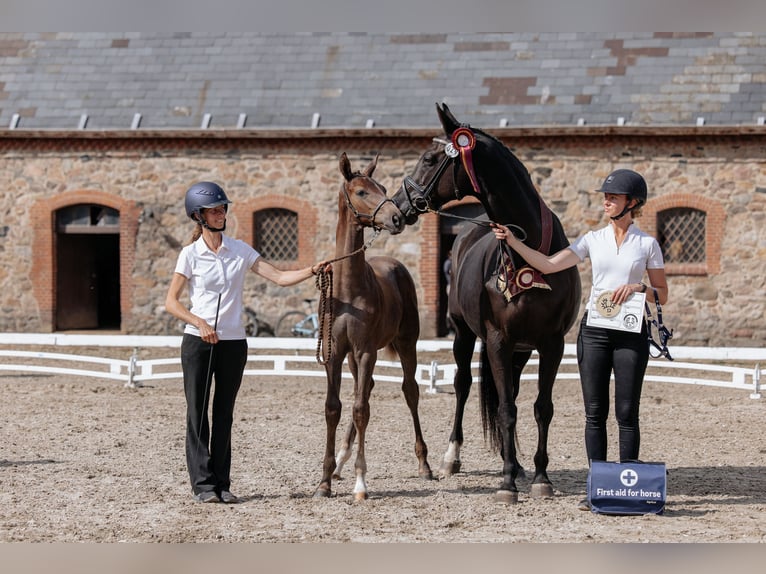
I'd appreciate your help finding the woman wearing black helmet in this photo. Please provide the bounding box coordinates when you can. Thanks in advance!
[166,181,329,503]
[491,169,668,510]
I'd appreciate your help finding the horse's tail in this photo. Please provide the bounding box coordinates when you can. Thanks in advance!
[478,342,503,453]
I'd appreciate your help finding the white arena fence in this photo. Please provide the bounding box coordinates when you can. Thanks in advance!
[0,333,762,400]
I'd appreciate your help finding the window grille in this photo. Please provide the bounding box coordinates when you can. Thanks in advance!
[657,207,706,264]
[254,208,298,261]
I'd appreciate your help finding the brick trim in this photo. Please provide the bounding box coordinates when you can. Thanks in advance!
[642,193,725,275]
[236,194,318,270]
[31,190,141,332]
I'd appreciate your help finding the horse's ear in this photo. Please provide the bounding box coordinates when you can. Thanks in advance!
[362,154,378,178]
[339,152,353,181]
[436,102,460,136]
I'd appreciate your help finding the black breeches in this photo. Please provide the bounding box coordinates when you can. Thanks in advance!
[576,315,649,463]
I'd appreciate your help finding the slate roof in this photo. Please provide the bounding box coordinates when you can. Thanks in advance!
[1,32,765,131]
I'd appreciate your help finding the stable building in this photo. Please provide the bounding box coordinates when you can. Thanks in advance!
[1,32,764,345]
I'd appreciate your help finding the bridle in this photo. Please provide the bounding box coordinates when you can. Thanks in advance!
[400,126,528,241]
[400,126,479,217]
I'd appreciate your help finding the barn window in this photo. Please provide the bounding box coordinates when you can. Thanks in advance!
[253,208,298,261]
[657,207,706,264]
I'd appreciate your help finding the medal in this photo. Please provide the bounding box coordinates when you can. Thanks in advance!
[595,290,621,318]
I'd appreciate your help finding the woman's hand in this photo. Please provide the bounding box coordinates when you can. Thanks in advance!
[611,283,645,305]
[311,261,333,275]
[491,223,511,244]
[197,319,219,344]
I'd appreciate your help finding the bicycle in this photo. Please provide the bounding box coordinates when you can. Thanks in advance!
[275,299,319,337]
[164,306,275,337]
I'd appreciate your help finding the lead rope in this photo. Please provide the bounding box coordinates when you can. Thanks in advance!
[315,267,333,365]
[313,228,381,365]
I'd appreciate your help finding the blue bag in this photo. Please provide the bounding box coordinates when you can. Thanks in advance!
[587,461,666,515]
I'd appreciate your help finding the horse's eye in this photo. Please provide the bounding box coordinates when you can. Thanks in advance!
[355,189,367,197]
[423,152,439,166]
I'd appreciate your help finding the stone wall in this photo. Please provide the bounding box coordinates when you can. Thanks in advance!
[1,127,764,346]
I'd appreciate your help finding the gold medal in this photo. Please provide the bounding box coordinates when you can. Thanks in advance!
[595,290,621,318]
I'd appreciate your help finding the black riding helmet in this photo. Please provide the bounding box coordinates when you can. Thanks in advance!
[595,169,647,220]
[184,181,232,231]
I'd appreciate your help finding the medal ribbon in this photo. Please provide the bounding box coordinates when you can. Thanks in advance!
[451,127,482,196]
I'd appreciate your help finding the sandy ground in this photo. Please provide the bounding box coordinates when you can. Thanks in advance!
[1,346,765,544]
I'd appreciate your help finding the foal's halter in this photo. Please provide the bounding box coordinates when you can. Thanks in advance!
[342,179,396,230]
[645,287,674,360]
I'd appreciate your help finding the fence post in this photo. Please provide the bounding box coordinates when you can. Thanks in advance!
[426,360,439,394]
[124,348,140,389]
[750,363,761,399]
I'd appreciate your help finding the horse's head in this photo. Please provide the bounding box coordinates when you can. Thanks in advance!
[339,152,404,234]
[393,102,495,224]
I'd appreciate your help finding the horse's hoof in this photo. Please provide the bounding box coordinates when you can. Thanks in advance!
[530,483,554,498]
[495,490,519,504]
[353,491,369,501]
[332,472,343,480]
[439,460,461,478]
[419,467,434,480]
[313,487,332,498]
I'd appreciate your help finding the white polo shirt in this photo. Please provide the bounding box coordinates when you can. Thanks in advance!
[568,223,664,290]
[174,234,260,340]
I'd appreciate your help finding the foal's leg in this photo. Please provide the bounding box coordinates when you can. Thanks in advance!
[350,350,376,500]
[394,339,433,480]
[528,336,564,498]
[333,354,358,480]
[440,317,476,477]
[314,353,345,498]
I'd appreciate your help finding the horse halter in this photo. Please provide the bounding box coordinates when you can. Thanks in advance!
[342,180,395,230]
[645,287,674,360]
[401,125,482,217]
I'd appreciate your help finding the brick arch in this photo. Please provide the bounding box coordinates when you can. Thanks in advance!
[236,194,318,269]
[31,190,142,332]
[642,192,725,275]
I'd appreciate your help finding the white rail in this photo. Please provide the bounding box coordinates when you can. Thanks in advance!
[0,334,761,399]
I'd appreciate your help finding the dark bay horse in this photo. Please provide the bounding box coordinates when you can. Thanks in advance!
[392,103,581,503]
[314,153,432,500]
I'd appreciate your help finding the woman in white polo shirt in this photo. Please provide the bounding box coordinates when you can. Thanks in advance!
[491,169,668,509]
[165,181,328,504]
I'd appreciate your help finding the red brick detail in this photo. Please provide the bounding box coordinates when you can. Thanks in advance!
[418,213,441,338]
[654,32,714,39]
[389,34,447,44]
[455,41,510,52]
[590,40,669,77]
[111,38,130,48]
[481,77,541,105]
[642,192,725,276]
[236,194,318,270]
[31,190,142,332]
[0,38,29,57]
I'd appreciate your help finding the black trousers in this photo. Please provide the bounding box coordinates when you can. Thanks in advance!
[576,314,649,463]
[181,334,248,495]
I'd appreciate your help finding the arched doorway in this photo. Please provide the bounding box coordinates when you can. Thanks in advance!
[437,202,487,336]
[55,204,121,330]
